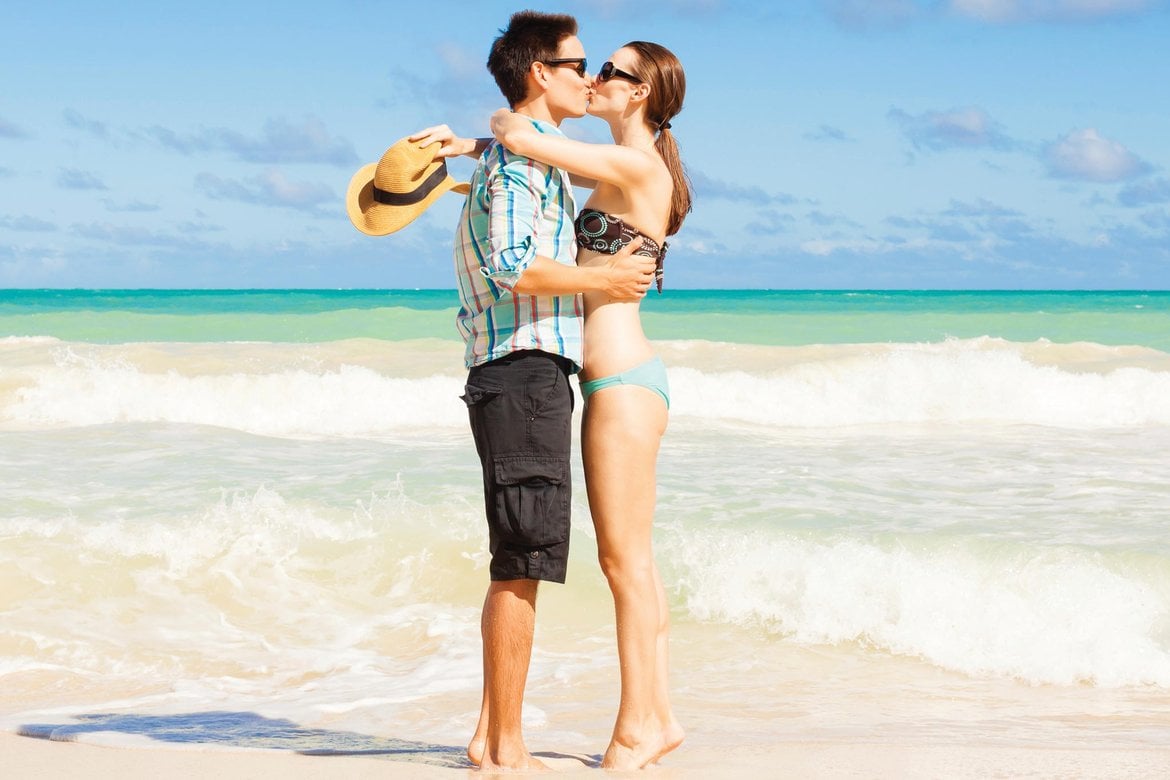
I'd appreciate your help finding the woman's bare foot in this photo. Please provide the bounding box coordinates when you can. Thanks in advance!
[467,735,485,767]
[601,725,668,771]
[653,718,685,764]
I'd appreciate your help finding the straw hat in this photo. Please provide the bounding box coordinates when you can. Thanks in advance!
[346,137,471,236]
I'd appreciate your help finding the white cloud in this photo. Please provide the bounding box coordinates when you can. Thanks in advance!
[826,0,922,28]
[942,198,1023,217]
[801,237,908,255]
[670,236,722,255]
[690,170,798,205]
[436,42,483,80]
[195,169,335,211]
[1118,177,1170,207]
[1043,128,1149,182]
[1,115,30,139]
[746,209,796,235]
[57,168,109,190]
[950,0,1155,22]
[71,223,204,248]
[104,199,161,213]
[593,0,723,17]
[1139,209,1170,231]
[63,109,110,139]
[889,107,1015,151]
[804,124,853,142]
[0,215,58,232]
[147,116,358,167]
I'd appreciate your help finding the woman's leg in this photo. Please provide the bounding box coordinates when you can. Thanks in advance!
[652,560,685,758]
[467,659,487,765]
[582,385,671,770]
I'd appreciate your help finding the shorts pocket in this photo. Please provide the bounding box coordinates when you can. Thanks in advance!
[461,381,502,407]
[491,456,569,547]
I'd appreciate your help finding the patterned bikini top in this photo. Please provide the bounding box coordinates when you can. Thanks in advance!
[573,208,667,293]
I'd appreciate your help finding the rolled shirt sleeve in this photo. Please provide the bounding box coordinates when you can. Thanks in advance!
[480,150,548,293]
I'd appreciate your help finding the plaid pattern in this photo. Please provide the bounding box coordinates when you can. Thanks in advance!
[452,119,582,370]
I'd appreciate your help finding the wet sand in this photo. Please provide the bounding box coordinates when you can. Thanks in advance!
[8,730,1170,779]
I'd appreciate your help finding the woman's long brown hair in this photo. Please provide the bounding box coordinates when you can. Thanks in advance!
[625,41,693,236]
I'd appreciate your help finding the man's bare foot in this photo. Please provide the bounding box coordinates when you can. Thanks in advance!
[479,752,550,772]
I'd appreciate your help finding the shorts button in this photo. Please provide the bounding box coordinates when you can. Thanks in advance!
[529,550,539,558]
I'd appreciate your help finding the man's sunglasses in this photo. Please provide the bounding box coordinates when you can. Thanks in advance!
[597,61,642,84]
[542,58,588,78]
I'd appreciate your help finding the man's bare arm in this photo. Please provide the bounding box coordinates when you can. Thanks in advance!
[408,125,489,159]
[513,240,655,301]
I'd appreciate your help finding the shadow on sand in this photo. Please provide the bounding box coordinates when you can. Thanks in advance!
[18,711,471,767]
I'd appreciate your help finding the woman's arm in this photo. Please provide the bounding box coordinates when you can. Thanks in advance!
[407,124,489,159]
[490,109,652,188]
[569,172,598,190]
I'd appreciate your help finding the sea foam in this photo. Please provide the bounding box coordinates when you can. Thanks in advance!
[664,529,1170,688]
[3,362,468,435]
[3,337,1168,435]
[668,338,1170,428]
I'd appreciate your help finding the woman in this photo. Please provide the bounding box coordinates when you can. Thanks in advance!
[414,40,691,770]
[491,41,691,771]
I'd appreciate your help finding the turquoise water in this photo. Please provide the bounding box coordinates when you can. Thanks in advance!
[2,289,1169,349]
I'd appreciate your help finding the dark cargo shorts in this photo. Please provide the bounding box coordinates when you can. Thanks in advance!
[461,350,574,583]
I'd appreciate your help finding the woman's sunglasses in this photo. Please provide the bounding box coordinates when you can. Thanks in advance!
[597,61,642,84]
[542,58,588,78]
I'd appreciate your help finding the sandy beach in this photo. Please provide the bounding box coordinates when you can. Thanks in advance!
[8,731,1170,779]
[3,731,455,779]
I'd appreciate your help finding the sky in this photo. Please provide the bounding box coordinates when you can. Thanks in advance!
[2,0,1169,290]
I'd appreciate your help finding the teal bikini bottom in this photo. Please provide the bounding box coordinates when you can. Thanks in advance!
[579,356,670,409]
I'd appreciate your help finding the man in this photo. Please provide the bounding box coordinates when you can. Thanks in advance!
[413,10,655,771]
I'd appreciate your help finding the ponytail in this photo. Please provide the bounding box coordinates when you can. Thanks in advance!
[654,127,692,237]
[626,41,693,236]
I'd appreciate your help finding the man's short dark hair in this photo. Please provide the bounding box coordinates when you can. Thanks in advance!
[486,11,578,108]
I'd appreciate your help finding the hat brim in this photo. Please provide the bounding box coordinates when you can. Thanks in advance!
[346,162,471,237]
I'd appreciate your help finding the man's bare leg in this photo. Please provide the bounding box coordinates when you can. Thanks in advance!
[476,578,548,771]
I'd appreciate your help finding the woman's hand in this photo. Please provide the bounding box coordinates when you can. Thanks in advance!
[489,109,534,150]
[407,124,478,159]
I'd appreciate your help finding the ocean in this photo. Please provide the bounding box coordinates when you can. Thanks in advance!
[2,289,1169,768]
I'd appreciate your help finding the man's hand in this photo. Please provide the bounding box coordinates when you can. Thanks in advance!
[602,239,656,301]
[510,241,655,299]
[408,124,477,159]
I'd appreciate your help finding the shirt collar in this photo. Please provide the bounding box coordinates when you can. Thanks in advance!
[527,117,565,136]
